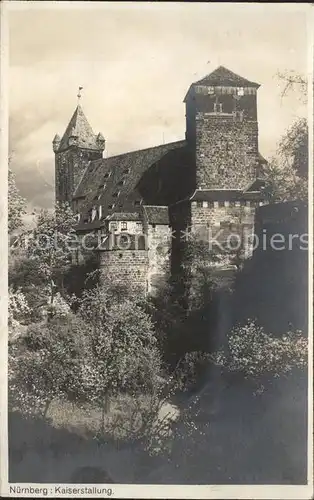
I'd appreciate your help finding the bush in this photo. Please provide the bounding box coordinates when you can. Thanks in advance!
[212,320,307,390]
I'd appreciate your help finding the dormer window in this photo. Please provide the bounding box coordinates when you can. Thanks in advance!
[214,103,223,113]
[237,87,244,96]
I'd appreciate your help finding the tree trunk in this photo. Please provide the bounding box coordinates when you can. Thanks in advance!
[104,393,111,413]
[43,399,51,418]
[100,393,111,436]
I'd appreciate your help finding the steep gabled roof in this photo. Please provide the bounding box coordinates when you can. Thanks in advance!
[75,140,186,231]
[194,66,260,88]
[58,105,100,152]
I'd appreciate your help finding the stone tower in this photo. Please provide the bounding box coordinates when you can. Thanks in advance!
[53,104,105,204]
[184,66,260,190]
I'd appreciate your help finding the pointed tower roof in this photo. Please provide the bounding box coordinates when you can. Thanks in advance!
[194,66,260,88]
[58,104,100,151]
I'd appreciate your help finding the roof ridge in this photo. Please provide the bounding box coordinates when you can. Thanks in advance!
[90,140,186,164]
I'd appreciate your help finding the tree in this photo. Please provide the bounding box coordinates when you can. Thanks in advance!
[25,202,77,313]
[9,314,88,417]
[77,285,162,435]
[264,71,308,202]
[8,166,26,234]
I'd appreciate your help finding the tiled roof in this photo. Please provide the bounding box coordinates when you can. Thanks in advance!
[75,140,186,230]
[58,105,101,152]
[143,205,169,225]
[194,66,260,88]
[108,212,141,221]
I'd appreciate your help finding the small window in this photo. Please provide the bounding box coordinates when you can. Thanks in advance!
[136,222,142,230]
[207,86,215,95]
[214,103,223,113]
[121,221,127,231]
[110,222,118,232]
[237,87,244,96]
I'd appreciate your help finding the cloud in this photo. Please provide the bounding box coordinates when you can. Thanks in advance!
[8,3,308,209]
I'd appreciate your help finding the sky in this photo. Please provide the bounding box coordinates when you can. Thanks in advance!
[7,2,309,211]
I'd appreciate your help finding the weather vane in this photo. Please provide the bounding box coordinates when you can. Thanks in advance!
[77,86,83,102]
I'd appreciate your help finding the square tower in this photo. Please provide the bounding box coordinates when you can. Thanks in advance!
[184,66,260,190]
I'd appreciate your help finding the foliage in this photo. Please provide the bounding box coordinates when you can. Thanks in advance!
[264,72,308,203]
[263,157,308,203]
[8,286,30,326]
[211,320,307,390]
[75,286,162,433]
[8,167,26,234]
[10,315,89,416]
[25,202,77,308]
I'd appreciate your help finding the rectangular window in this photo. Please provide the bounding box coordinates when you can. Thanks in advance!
[214,103,223,113]
[237,87,244,96]
[121,221,128,231]
[110,222,118,232]
[207,86,215,94]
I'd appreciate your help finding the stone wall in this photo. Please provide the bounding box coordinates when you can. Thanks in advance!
[195,114,258,189]
[99,250,148,295]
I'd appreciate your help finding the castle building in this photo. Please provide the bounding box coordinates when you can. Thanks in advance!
[53,66,268,295]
